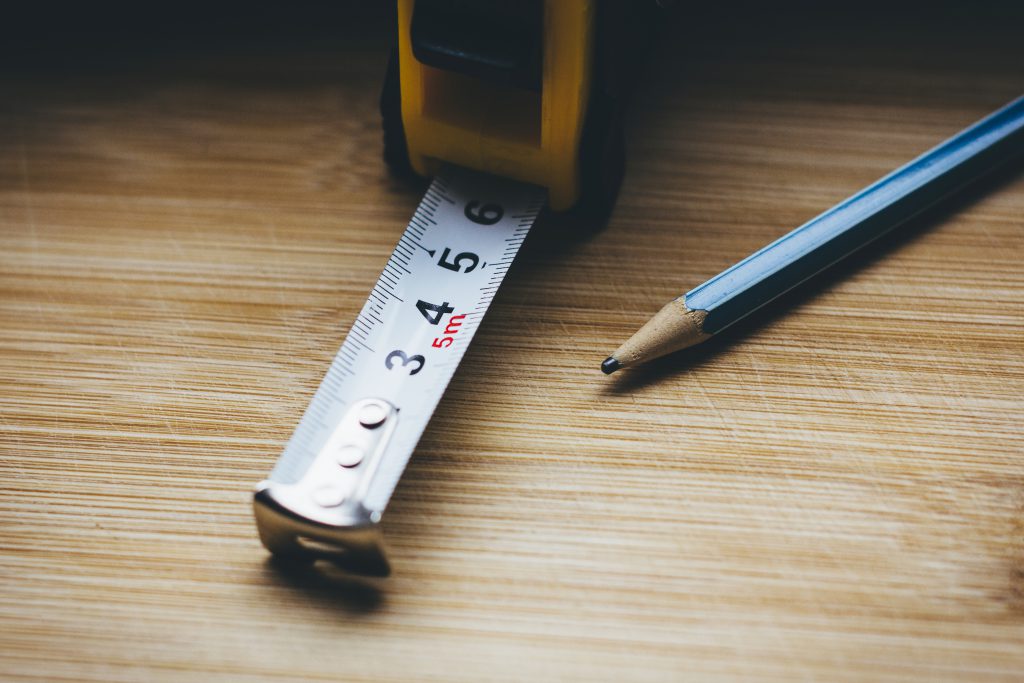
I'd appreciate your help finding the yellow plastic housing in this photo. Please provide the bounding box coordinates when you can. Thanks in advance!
[396,0,594,210]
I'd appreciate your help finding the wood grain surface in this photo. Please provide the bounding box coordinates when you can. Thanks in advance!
[1,4,1022,681]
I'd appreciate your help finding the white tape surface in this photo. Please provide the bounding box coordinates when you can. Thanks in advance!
[268,168,545,513]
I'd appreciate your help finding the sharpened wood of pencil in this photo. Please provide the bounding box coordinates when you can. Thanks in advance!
[601,95,1024,374]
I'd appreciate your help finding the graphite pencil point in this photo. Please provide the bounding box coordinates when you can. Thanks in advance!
[601,357,621,375]
[604,298,711,370]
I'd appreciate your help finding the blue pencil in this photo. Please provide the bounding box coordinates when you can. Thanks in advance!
[602,95,1024,374]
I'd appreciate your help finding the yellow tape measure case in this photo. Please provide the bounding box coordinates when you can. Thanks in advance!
[381,0,660,218]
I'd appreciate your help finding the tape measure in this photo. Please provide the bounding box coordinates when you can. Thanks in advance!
[254,167,545,576]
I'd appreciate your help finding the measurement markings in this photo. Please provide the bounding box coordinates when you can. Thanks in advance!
[263,169,544,541]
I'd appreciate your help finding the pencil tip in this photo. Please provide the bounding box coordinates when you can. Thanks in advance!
[601,357,621,375]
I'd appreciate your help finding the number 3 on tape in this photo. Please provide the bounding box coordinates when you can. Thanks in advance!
[253,167,545,576]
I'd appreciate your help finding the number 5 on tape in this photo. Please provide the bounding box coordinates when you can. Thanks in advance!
[254,168,545,576]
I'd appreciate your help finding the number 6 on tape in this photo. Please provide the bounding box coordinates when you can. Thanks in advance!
[253,168,545,576]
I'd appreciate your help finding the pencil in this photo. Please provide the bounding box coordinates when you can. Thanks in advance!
[602,95,1024,374]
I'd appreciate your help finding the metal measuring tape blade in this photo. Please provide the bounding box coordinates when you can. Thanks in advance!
[254,167,545,576]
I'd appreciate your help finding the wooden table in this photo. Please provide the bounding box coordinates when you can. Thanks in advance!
[2,4,1022,681]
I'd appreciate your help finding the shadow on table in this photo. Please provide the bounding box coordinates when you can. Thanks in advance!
[262,556,386,613]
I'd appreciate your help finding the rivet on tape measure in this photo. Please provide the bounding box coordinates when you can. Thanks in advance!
[254,168,544,576]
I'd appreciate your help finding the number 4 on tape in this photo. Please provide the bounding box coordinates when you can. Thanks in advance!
[253,167,545,576]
